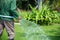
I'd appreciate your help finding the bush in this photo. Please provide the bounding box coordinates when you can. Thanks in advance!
[27,5,59,25]
[19,5,59,25]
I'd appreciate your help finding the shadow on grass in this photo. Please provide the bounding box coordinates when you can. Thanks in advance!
[49,36,60,40]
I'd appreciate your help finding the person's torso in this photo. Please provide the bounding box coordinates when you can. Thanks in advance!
[0,0,13,21]
[0,0,11,10]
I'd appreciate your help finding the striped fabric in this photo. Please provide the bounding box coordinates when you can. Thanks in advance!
[0,20,14,40]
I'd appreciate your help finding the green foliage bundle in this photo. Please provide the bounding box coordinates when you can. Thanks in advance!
[20,5,59,25]
[28,5,59,25]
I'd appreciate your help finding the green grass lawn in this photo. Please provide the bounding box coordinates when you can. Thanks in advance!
[0,23,60,40]
[41,24,60,36]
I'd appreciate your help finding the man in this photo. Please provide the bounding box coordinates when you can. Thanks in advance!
[0,0,20,40]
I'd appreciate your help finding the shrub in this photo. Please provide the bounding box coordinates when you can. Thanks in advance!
[19,5,59,25]
[27,5,59,25]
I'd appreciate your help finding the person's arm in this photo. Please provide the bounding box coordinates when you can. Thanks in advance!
[10,0,19,20]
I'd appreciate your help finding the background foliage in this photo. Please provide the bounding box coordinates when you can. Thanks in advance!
[17,0,60,12]
[17,0,60,25]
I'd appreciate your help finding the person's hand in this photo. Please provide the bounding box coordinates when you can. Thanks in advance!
[18,16,21,20]
[14,16,21,22]
[18,16,21,22]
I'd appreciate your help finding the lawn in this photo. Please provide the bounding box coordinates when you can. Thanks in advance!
[0,23,60,40]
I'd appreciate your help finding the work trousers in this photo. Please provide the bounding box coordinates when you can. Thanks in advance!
[0,20,14,40]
